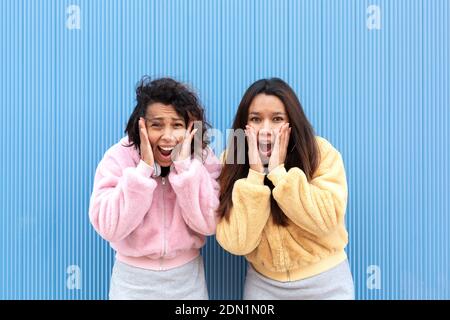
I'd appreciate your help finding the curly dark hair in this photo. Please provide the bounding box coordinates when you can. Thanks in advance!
[124,76,211,157]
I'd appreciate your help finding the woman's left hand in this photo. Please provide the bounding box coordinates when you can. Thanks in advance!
[173,121,198,162]
[268,123,291,172]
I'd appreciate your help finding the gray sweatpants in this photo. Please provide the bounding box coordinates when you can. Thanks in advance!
[243,259,355,300]
[109,255,209,300]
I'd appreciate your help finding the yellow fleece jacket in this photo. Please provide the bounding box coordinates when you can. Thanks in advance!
[216,136,349,282]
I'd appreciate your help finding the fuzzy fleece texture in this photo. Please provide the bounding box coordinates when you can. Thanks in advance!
[89,136,222,270]
[216,136,349,281]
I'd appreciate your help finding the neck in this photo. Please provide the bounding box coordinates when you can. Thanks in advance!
[160,166,170,177]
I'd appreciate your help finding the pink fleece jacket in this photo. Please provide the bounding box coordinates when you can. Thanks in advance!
[88,136,222,270]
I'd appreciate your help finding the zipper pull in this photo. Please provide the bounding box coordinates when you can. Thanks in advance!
[162,177,166,185]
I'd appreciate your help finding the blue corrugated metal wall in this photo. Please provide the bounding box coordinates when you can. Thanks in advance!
[0,0,449,299]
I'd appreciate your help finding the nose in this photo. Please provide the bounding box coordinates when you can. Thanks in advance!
[161,127,177,143]
[258,120,273,138]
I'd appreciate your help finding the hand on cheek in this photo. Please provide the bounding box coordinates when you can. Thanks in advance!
[245,124,265,173]
[139,117,155,167]
[172,121,198,162]
[268,123,291,173]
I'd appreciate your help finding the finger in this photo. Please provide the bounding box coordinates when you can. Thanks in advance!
[190,128,199,140]
[279,123,288,141]
[245,126,257,159]
[281,123,289,144]
[280,125,290,160]
[186,121,194,134]
[250,127,259,144]
[271,133,280,162]
[248,127,256,140]
[244,128,252,146]
[280,123,288,136]
[285,123,291,140]
[274,126,282,144]
[284,127,291,150]
[287,127,292,144]
[181,122,193,143]
[245,126,255,141]
[280,125,289,154]
[139,117,146,132]
[139,118,149,141]
[139,118,151,159]
[139,117,144,132]
[273,126,281,140]
[184,127,198,145]
[273,128,284,159]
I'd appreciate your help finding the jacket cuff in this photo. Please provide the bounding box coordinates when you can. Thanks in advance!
[136,160,154,178]
[267,164,287,186]
[172,157,193,174]
[247,168,266,185]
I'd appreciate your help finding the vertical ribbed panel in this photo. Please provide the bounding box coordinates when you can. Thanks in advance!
[0,0,449,300]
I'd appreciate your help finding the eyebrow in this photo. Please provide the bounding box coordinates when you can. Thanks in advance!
[147,117,184,122]
[248,112,287,116]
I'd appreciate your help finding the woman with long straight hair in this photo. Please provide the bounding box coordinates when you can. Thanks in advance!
[216,78,355,300]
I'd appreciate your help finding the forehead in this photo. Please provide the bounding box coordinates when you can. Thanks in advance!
[146,102,183,120]
[248,94,286,114]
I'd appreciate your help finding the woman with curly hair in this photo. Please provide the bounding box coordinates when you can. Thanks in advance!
[89,77,221,300]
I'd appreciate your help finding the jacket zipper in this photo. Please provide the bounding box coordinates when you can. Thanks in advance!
[160,176,167,270]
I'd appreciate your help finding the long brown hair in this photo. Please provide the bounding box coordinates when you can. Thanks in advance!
[217,78,320,226]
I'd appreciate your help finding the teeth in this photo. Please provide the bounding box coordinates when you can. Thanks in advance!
[160,146,174,151]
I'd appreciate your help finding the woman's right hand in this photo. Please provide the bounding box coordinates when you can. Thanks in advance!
[245,124,264,173]
[139,117,155,167]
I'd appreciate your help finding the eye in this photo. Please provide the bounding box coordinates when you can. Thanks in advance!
[273,117,284,122]
[250,117,261,123]
[174,123,185,128]
[151,123,161,128]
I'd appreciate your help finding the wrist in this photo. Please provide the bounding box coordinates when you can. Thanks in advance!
[247,168,266,185]
[137,160,154,178]
[250,164,264,173]
[267,164,287,186]
[268,163,278,172]
[268,157,285,173]
[142,157,154,167]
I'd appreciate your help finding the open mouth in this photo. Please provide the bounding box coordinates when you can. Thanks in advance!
[157,146,175,161]
[258,141,272,157]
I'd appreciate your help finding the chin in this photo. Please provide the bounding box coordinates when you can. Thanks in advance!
[156,160,173,167]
